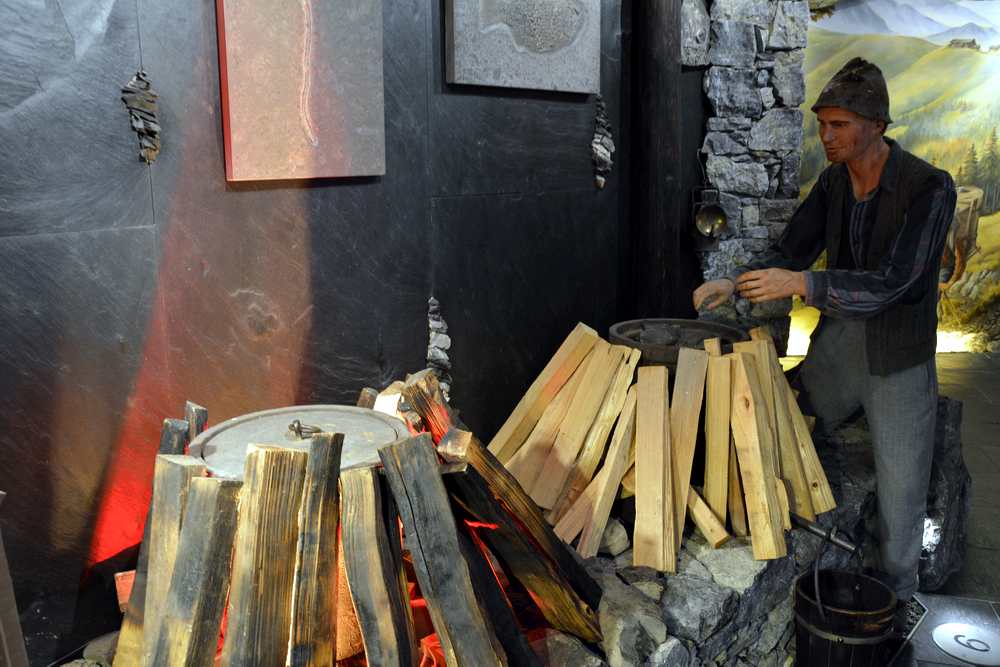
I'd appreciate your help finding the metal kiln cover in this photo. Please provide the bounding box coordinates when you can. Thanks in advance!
[188,405,410,480]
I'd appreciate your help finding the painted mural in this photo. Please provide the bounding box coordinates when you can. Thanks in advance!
[792,0,1000,352]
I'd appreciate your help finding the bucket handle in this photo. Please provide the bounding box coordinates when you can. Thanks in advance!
[812,523,865,622]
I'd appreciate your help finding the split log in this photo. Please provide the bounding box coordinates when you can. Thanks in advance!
[151,477,241,667]
[703,346,731,523]
[489,323,600,462]
[549,347,641,522]
[356,387,379,409]
[577,386,638,557]
[379,435,504,666]
[289,433,344,667]
[727,441,749,537]
[634,365,675,572]
[733,341,781,475]
[670,347,710,550]
[506,363,586,492]
[532,341,622,509]
[142,455,208,665]
[221,446,308,666]
[340,467,417,667]
[730,355,786,560]
[688,488,730,548]
[0,492,28,667]
[184,401,208,442]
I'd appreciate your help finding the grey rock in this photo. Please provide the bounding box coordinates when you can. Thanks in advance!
[709,21,757,68]
[587,560,669,667]
[707,116,752,131]
[760,198,799,224]
[745,238,771,252]
[749,109,803,151]
[719,191,744,234]
[707,155,769,197]
[779,152,802,198]
[772,51,805,106]
[646,637,691,666]
[429,331,451,349]
[745,226,770,239]
[710,0,771,27]
[635,579,666,601]
[760,87,776,109]
[682,0,711,66]
[741,202,759,227]
[768,1,809,50]
[660,572,739,642]
[618,565,662,586]
[600,518,632,557]
[920,397,972,591]
[702,131,748,156]
[756,69,770,86]
[614,548,635,569]
[83,631,118,665]
[705,67,762,118]
[751,297,793,320]
[530,628,608,667]
[766,163,781,197]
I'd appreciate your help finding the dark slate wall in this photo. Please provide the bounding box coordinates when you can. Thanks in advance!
[0,0,627,660]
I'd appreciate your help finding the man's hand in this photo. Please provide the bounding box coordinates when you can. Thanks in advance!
[736,269,806,303]
[693,279,736,311]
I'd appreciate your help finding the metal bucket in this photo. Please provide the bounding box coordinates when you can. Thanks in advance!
[794,569,897,667]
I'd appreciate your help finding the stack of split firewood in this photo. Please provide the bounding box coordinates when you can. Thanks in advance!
[490,323,836,572]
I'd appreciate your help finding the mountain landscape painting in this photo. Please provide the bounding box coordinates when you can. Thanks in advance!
[797,0,1000,349]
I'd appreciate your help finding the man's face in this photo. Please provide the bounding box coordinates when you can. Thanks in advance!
[816,107,884,163]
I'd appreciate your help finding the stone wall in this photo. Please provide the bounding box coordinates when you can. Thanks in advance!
[683,0,810,345]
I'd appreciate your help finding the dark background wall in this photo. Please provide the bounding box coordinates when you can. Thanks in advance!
[0,0,704,661]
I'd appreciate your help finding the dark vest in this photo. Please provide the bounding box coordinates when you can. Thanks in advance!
[820,144,942,376]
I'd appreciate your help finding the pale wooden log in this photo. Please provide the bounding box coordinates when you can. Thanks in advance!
[341,468,417,667]
[704,355,732,525]
[506,361,587,491]
[775,479,793,530]
[703,337,723,357]
[531,340,620,509]
[554,439,636,544]
[730,354,787,560]
[221,446,309,667]
[379,435,504,666]
[733,341,781,475]
[0,492,28,667]
[786,388,837,514]
[670,347,710,550]
[114,419,190,667]
[620,464,635,498]
[489,323,600,462]
[151,477,241,667]
[141,455,207,666]
[577,387,638,557]
[727,440,749,537]
[688,487,730,548]
[634,366,675,573]
[289,433,344,667]
[549,347,640,522]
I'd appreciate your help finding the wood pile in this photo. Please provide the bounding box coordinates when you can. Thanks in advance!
[489,323,836,570]
[112,388,602,666]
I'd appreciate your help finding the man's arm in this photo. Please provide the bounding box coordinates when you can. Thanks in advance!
[806,171,956,318]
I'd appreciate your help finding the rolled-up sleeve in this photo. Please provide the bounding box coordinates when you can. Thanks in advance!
[806,172,956,318]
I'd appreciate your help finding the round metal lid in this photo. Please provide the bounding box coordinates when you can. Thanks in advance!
[189,405,410,480]
[932,622,1000,665]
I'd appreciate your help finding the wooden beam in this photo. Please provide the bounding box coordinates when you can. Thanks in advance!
[577,386,638,557]
[114,419,191,667]
[688,487,730,548]
[703,337,723,357]
[733,341,781,475]
[670,347,710,550]
[0,492,28,667]
[727,440,749,537]
[141,455,207,666]
[704,354,732,528]
[488,323,600,462]
[356,387,379,409]
[531,340,621,509]
[150,477,241,667]
[786,385,836,514]
[634,365,675,573]
[379,435,504,666]
[730,354,787,559]
[184,401,208,442]
[289,434,344,667]
[340,468,417,667]
[441,430,603,643]
[549,347,640,522]
[221,446,308,666]
[505,360,587,492]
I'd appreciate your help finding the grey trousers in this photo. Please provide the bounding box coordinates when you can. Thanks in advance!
[800,317,937,600]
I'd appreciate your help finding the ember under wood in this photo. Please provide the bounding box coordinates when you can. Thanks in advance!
[341,466,417,666]
[289,434,344,667]
[151,477,241,667]
[221,446,308,666]
[114,418,191,667]
[0,492,29,667]
[379,435,504,666]
[341,467,416,666]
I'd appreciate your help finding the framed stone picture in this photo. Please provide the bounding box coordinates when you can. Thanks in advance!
[216,0,385,181]
[445,0,602,94]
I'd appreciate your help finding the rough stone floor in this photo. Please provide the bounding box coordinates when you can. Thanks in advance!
[935,352,1000,600]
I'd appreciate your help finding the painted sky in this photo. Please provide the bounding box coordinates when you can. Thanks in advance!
[815,0,1000,47]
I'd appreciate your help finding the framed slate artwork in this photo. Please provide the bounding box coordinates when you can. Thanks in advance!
[445,0,602,94]
[216,0,385,181]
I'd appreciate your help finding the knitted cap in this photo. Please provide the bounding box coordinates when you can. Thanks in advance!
[811,57,892,124]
